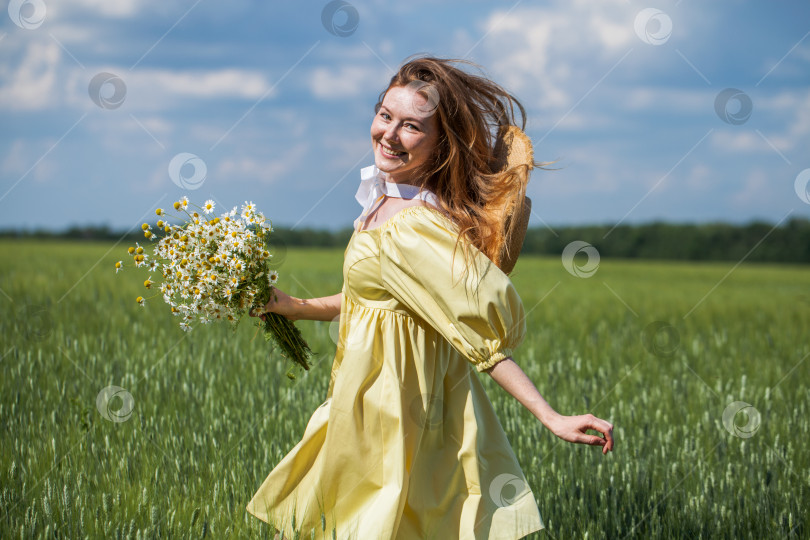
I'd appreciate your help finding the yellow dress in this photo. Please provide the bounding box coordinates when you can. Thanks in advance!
[247,205,544,539]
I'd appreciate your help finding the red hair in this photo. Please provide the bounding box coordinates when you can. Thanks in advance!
[378,56,549,268]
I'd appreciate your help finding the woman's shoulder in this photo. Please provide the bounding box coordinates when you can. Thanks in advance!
[378,203,510,289]
[376,204,476,269]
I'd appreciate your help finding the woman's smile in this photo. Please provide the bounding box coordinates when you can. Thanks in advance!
[379,142,406,159]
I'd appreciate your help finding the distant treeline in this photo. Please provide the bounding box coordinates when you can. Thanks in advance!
[522,219,810,264]
[2,218,809,263]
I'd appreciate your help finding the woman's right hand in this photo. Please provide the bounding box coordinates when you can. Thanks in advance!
[255,287,301,321]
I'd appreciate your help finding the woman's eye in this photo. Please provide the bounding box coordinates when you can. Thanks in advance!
[404,123,419,131]
[379,112,390,120]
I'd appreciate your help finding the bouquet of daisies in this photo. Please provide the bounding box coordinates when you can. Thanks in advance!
[116,197,311,371]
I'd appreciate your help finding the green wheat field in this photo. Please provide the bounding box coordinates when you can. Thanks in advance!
[1,239,808,539]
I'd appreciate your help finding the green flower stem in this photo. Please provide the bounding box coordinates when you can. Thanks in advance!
[261,312,312,371]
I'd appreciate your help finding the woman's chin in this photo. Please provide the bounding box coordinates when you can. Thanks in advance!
[374,158,407,174]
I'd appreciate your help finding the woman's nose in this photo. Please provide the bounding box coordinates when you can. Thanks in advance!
[383,124,400,142]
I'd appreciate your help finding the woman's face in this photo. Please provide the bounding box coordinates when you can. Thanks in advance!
[370,84,440,184]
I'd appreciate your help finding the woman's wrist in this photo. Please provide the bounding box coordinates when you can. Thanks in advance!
[285,296,312,321]
[486,357,561,429]
[536,408,563,432]
[523,392,560,429]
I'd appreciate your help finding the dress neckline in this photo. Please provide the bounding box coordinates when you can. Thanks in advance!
[354,165,440,231]
[356,204,448,234]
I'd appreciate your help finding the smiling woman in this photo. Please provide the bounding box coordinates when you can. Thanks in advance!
[246,56,615,540]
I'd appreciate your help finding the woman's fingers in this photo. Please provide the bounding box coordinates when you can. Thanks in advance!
[581,415,615,453]
[263,289,284,313]
[580,416,614,454]
[552,414,615,454]
[601,420,615,454]
[261,287,300,320]
[248,289,284,319]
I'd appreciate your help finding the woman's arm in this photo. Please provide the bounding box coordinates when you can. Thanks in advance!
[254,288,342,322]
[484,358,615,455]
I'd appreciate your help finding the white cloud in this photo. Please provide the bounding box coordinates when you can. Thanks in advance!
[325,135,371,170]
[214,143,309,185]
[0,44,275,112]
[684,164,713,191]
[0,42,61,111]
[307,65,390,99]
[730,168,781,209]
[2,140,30,175]
[712,131,764,153]
[477,1,636,110]
[709,90,810,159]
[531,145,628,198]
[132,115,173,140]
[44,0,141,18]
[622,87,710,113]
[62,65,277,113]
[760,91,810,152]
[1,137,58,185]
[130,68,275,100]
[70,0,141,17]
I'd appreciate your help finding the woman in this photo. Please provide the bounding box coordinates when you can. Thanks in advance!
[247,56,615,539]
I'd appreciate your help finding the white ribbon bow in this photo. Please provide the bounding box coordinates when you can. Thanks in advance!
[353,165,439,229]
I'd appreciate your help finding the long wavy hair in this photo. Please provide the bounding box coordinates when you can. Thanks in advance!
[376,56,549,269]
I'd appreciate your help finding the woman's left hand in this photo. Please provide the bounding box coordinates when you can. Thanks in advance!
[548,413,615,455]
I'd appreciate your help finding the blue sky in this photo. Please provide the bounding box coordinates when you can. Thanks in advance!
[1,0,809,232]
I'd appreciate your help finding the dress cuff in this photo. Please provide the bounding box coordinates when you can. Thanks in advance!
[476,348,513,372]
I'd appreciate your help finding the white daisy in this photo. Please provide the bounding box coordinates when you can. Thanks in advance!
[241,202,256,220]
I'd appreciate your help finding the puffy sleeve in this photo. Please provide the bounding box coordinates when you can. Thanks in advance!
[379,208,526,372]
